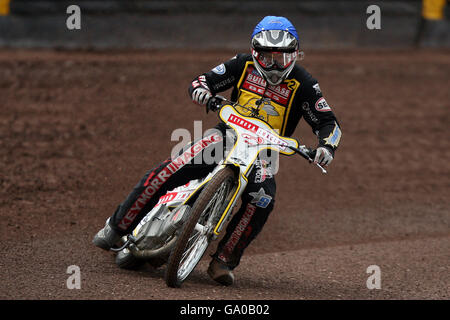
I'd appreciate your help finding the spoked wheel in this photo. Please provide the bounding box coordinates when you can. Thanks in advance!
[165,167,236,288]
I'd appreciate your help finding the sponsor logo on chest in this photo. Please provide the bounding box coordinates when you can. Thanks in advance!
[241,66,293,106]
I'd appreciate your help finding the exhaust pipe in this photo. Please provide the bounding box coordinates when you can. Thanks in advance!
[129,235,178,258]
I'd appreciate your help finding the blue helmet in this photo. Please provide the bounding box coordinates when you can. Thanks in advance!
[251,16,299,85]
[252,16,299,43]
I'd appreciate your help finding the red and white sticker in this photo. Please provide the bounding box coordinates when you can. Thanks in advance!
[118,132,222,231]
[227,113,288,150]
[242,66,293,106]
[156,191,190,206]
[242,133,263,146]
[315,97,332,112]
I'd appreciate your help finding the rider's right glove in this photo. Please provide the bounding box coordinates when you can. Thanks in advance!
[191,88,212,106]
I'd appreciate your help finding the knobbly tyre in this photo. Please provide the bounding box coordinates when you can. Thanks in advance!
[110,96,327,288]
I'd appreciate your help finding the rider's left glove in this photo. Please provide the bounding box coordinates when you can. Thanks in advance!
[314,147,333,166]
[192,88,212,106]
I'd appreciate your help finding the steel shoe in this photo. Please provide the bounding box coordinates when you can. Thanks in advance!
[207,259,234,286]
[92,218,122,251]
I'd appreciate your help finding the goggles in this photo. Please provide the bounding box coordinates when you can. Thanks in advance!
[253,49,298,69]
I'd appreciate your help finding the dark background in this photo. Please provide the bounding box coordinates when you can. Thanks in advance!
[1,0,449,49]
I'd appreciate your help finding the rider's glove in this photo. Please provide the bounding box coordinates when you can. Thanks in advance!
[192,88,212,106]
[314,147,333,167]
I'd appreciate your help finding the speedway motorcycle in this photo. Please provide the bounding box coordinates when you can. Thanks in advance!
[111,96,327,288]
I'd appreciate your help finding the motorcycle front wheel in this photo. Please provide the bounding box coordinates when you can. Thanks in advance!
[164,166,236,288]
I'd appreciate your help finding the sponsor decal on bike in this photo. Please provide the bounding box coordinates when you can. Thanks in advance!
[314,97,332,112]
[218,203,256,263]
[118,133,223,230]
[254,159,273,183]
[212,63,226,75]
[248,187,272,208]
[169,133,223,172]
[256,128,287,150]
[228,114,259,132]
[227,114,288,150]
[242,133,263,146]
[155,191,190,206]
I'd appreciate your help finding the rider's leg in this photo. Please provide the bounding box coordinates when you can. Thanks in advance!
[209,159,276,284]
[93,128,225,250]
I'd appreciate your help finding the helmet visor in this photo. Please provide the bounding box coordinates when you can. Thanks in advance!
[254,50,297,69]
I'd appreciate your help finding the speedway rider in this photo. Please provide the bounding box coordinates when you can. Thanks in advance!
[93,16,342,286]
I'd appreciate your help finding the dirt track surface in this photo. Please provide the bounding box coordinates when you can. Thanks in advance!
[0,49,449,300]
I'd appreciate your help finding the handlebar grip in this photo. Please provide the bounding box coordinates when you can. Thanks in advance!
[307,148,317,161]
[289,145,312,161]
[206,96,224,113]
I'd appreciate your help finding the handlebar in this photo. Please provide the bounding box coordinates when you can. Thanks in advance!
[287,145,327,174]
[206,95,230,113]
[207,95,327,174]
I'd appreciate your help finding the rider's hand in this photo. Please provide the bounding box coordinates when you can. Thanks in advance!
[314,147,333,167]
[192,88,212,106]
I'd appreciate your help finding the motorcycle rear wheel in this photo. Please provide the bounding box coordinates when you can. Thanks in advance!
[164,166,236,288]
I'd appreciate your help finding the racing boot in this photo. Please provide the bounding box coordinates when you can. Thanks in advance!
[207,258,234,286]
[92,218,122,251]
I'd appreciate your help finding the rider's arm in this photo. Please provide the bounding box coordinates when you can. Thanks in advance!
[188,53,250,105]
[293,79,342,157]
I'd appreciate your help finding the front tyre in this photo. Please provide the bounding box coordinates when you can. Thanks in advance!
[165,167,236,288]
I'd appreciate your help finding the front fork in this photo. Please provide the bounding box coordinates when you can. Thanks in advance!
[211,165,248,237]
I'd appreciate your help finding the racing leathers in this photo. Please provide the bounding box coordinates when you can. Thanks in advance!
[108,53,342,270]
